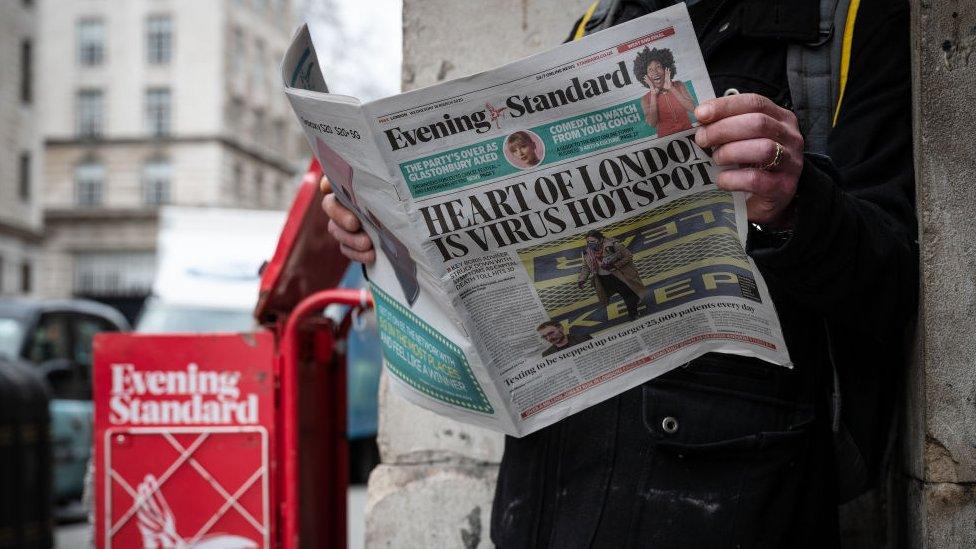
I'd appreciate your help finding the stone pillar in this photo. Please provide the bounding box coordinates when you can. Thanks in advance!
[364,2,588,547]
[907,1,976,546]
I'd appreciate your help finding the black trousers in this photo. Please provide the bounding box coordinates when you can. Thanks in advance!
[597,273,641,321]
[491,354,839,548]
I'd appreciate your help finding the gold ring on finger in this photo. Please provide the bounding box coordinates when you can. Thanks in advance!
[759,142,785,171]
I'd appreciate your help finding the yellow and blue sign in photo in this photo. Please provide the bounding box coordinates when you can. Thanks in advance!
[371,284,494,414]
[517,189,760,339]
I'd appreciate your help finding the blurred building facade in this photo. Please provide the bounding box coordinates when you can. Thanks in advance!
[0,0,43,297]
[35,0,306,318]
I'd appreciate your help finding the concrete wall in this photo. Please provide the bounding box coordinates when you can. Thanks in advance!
[907,1,976,546]
[365,2,588,547]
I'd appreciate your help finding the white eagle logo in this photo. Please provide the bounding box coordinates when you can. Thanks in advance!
[135,475,259,549]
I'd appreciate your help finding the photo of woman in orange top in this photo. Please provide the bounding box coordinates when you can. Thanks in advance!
[633,46,696,137]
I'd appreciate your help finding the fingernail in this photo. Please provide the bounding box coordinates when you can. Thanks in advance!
[695,127,707,147]
[695,104,712,120]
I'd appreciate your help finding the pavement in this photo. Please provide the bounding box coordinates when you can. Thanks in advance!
[55,485,369,548]
[54,521,89,548]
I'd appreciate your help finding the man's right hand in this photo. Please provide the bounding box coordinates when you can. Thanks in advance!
[320,175,376,265]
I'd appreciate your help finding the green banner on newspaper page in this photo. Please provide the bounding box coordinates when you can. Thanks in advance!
[400,137,512,198]
[539,99,653,160]
[398,84,699,198]
[371,284,494,414]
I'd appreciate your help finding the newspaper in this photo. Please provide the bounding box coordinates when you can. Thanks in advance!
[282,4,791,436]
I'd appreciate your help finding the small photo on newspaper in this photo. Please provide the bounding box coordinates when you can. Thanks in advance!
[281,3,791,436]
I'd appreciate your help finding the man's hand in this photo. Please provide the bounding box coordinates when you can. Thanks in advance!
[320,176,376,264]
[694,93,804,227]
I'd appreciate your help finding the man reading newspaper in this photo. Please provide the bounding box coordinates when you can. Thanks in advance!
[319,0,916,546]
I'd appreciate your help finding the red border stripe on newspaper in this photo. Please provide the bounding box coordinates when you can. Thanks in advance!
[520,332,776,419]
[616,27,676,53]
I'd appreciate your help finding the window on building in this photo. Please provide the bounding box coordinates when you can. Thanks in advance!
[21,40,32,103]
[77,89,104,137]
[74,252,155,297]
[18,152,31,202]
[272,119,285,152]
[286,133,297,160]
[231,27,244,75]
[20,263,31,294]
[146,15,173,64]
[233,162,244,205]
[253,108,265,144]
[75,161,104,206]
[254,170,264,207]
[253,40,265,90]
[143,158,171,205]
[226,98,244,132]
[275,177,285,207]
[145,87,171,136]
[77,18,105,66]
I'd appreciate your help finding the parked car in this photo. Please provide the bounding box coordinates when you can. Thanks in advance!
[0,298,129,507]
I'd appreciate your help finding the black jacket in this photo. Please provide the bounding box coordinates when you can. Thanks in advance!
[491,0,917,547]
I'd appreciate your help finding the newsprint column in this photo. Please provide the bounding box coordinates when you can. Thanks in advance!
[907,1,976,546]
[364,1,588,547]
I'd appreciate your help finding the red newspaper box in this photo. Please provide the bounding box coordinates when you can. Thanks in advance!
[93,161,369,548]
[93,333,276,548]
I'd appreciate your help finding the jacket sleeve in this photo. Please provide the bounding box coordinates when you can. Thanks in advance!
[747,0,918,341]
[610,239,633,268]
[579,253,592,283]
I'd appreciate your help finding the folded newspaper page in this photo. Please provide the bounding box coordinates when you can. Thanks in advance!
[282,4,791,436]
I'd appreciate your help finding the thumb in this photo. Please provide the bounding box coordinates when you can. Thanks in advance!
[320,175,332,194]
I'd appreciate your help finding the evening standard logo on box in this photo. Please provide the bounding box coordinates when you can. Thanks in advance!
[108,363,258,425]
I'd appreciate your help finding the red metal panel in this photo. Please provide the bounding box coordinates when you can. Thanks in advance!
[279,288,371,549]
[255,160,351,324]
[93,332,276,549]
[294,324,346,548]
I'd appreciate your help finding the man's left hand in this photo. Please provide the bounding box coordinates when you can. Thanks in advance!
[694,94,804,227]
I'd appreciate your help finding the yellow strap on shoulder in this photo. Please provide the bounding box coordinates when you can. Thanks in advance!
[832,0,861,127]
[574,1,601,41]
